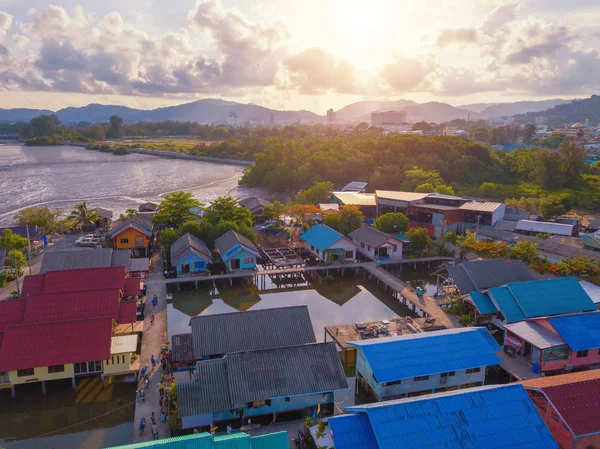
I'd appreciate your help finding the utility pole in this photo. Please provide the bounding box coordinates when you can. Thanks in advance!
[13,249,20,296]
[25,225,32,276]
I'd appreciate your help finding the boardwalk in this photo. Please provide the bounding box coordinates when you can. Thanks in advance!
[362,262,454,329]
[132,255,170,443]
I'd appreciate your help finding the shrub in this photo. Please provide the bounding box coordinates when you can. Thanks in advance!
[459,314,471,326]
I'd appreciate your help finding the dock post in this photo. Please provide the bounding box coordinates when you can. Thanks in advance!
[195,281,198,290]
[101,373,105,388]
[72,376,76,389]
[11,385,16,399]
[212,280,216,290]
[229,278,233,286]
[177,283,181,292]
[41,381,47,394]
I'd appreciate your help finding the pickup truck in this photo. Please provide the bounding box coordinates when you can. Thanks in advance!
[75,237,100,247]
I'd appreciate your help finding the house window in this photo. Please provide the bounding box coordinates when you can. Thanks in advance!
[414,375,429,381]
[249,400,266,408]
[135,237,144,247]
[441,371,456,378]
[120,238,129,244]
[243,257,255,265]
[194,261,204,269]
[0,372,10,385]
[382,379,402,387]
[74,360,103,374]
[466,368,481,374]
[576,350,589,358]
[48,364,65,374]
[17,368,34,377]
[345,251,353,259]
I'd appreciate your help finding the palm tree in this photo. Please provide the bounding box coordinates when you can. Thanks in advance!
[67,201,99,232]
[119,208,138,221]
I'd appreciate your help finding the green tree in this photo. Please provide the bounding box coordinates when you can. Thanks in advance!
[154,191,203,228]
[67,201,99,231]
[14,207,61,233]
[323,205,364,235]
[434,184,455,195]
[520,124,537,145]
[374,212,409,233]
[6,250,27,274]
[403,167,444,190]
[355,122,369,131]
[539,132,568,149]
[297,181,334,205]
[539,196,569,218]
[478,182,500,197]
[159,228,179,258]
[406,228,432,256]
[411,121,433,132]
[414,183,435,193]
[558,141,585,185]
[206,196,253,228]
[0,230,29,295]
[108,115,124,138]
[510,241,538,263]
[22,114,61,138]
[533,150,562,190]
[119,208,138,221]
[262,200,286,220]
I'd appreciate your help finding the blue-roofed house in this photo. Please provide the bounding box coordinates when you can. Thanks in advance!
[349,327,501,401]
[502,312,600,376]
[300,224,357,263]
[329,384,558,449]
[214,230,259,272]
[477,277,597,326]
[170,233,212,276]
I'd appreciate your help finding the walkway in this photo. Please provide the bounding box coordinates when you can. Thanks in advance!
[362,262,454,329]
[495,350,541,381]
[132,254,170,443]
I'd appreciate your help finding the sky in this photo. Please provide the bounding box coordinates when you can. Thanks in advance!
[0,0,599,112]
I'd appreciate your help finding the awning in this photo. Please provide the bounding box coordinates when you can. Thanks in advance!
[325,248,346,254]
[111,335,138,354]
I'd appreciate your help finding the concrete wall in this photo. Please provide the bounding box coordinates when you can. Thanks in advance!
[103,353,133,375]
[174,253,209,275]
[492,204,507,225]
[9,364,75,385]
[356,348,485,400]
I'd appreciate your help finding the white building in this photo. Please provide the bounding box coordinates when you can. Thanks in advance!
[348,226,404,261]
[300,225,357,263]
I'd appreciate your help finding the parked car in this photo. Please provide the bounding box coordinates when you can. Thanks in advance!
[75,237,99,247]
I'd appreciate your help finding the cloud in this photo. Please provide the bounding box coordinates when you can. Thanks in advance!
[380,56,434,92]
[502,20,572,64]
[283,48,359,95]
[436,28,478,46]
[0,11,12,42]
[482,3,518,34]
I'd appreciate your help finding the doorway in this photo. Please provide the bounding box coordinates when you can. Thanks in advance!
[231,259,240,270]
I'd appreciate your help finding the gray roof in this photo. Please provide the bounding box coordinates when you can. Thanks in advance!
[172,333,194,362]
[139,202,158,212]
[109,212,154,238]
[188,306,316,359]
[178,343,348,417]
[128,257,149,272]
[587,219,600,231]
[348,226,394,248]
[446,259,534,294]
[94,208,113,220]
[170,233,211,264]
[214,230,258,256]
[111,250,131,268]
[40,248,114,273]
[504,321,566,349]
[239,197,272,214]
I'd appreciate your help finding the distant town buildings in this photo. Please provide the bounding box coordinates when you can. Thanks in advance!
[269,112,275,125]
[326,108,336,123]
[370,110,407,126]
[227,111,237,126]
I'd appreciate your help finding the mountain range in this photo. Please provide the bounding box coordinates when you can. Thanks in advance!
[0,97,583,125]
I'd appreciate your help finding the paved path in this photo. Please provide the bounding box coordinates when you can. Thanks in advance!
[132,254,170,443]
[362,262,454,329]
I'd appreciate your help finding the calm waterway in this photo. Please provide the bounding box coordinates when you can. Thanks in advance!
[0,143,260,226]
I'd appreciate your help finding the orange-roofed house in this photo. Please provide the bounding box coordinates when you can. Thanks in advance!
[109,212,154,258]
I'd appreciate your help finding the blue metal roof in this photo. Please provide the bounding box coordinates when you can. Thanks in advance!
[300,225,343,252]
[249,432,289,449]
[344,385,558,449]
[490,277,596,323]
[488,286,526,323]
[548,312,600,351]
[469,291,498,315]
[104,433,213,449]
[348,328,501,383]
[214,433,251,449]
[329,414,378,449]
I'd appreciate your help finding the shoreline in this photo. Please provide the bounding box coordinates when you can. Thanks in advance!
[127,147,254,166]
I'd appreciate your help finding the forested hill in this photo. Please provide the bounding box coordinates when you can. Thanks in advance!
[514,95,600,126]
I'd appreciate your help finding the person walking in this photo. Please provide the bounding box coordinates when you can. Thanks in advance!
[158,381,165,397]
[151,355,156,369]
[150,314,155,325]
[151,423,159,440]
[151,412,156,425]
[139,417,146,436]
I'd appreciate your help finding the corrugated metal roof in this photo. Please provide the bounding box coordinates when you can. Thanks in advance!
[329,414,378,449]
[124,277,141,297]
[515,220,574,236]
[0,299,26,332]
[111,334,138,354]
[128,257,149,273]
[0,317,113,372]
[504,321,565,349]
[118,300,138,324]
[239,197,271,214]
[331,192,377,206]
[172,333,194,362]
[458,201,504,212]
[375,190,429,202]
[21,266,129,296]
[213,433,251,449]
[300,225,344,252]
[103,432,213,448]
[446,259,533,294]
[40,248,114,273]
[22,289,122,324]
[318,203,339,211]
[214,230,258,261]
[249,432,289,449]
[348,226,393,249]
[171,233,211,265]
[94,208,113,220]
[521,369,600,389]
[109,212,154,238]
[578,280,600,304]
[342,181,368,192]
[20,274,46,295]
[348,327,501,383]
[468,291,498,315]
[489,278,596,323]
[548,312,600,351]
[179,343,348,418]
[344,384,558,449]
[112,250,131,268]
[188,306,315,359]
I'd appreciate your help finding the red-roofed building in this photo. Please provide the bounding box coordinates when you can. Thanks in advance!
[522,370,600,449]
[124,277,141,297]
[20,275,45,296]
[0,299,26,332]
[117,300,138,325]
[0,318,113,383]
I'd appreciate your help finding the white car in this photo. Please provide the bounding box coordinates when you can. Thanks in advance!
[75,237,98,247]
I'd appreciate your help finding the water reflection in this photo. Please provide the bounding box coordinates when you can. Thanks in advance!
[0,376,136,449]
